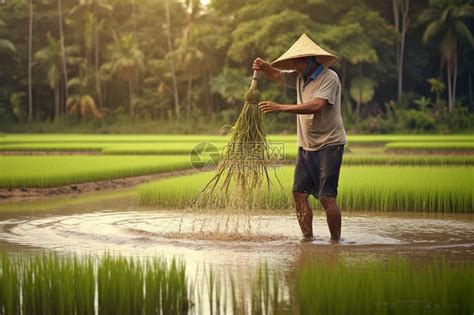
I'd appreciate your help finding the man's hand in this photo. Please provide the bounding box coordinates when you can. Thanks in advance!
[252,58,283,83]
[259,101,282,113]
[253,58,271,73]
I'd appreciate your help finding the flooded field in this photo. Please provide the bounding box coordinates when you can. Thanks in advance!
[1,192,472,266]
[1,135,473,313]
[1,192,472,313]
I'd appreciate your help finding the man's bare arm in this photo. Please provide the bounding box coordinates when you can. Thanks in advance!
[259,98,329,114]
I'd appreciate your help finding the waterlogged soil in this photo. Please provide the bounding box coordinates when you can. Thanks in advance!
[0,192,472,272]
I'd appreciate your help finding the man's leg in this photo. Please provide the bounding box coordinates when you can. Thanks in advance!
[320,196,341,240]
[293,192,313,238]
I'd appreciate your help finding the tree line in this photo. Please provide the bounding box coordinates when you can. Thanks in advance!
[0,0,473,133]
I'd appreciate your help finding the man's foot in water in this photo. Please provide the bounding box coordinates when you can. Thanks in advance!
[300,235,315,243]
[330,236,344,244]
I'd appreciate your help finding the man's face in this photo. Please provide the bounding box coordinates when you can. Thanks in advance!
[288,57,309,75]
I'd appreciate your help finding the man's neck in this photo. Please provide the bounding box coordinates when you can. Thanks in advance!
[304,63,321,81]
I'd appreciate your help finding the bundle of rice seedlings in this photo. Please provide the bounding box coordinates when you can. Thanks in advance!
[199,71,280,209]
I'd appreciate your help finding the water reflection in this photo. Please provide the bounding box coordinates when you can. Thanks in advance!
[0,209,472,268]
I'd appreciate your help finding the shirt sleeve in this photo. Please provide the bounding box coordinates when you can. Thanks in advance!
[282,70,298,89]
[314,76,338,105]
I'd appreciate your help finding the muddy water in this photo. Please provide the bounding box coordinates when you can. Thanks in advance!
[0,192,473,270]
[0,192,472,313]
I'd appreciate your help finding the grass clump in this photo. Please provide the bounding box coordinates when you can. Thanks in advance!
[0,253,20,314]
[296,258,474,315]
[20,253,94,315]
[0,252,189,315]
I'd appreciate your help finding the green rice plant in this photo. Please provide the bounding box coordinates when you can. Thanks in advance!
[98,254,145,315]
[341,154,474,165]
[296,258,474,315]
[0,134,232,144]
[0,155,193,188]
[144,258,165,314]
[20,253,94,315]
[102,142,227,155]
[97,254,188,315]
[1,251,473,314]
[1,134,472,155]
[160,259,189,314]
[346,134,474,145]
[284,150,474,165]
[0,142,106,151]
[0,251,190,315]
[0,142,227,155]
[385,141,474,151]
[0,253,20,315]
[3,141,473,167]
[138,165,474,212]
[72,255,95,315]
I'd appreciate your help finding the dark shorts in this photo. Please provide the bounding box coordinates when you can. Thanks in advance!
[292,144,344,199]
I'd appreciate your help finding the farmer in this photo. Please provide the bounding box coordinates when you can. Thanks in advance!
[253,33,346,242]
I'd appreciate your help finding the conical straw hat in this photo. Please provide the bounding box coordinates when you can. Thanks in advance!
[271,33,337,69]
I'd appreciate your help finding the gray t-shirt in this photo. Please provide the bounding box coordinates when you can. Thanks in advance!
[283,67,346,151]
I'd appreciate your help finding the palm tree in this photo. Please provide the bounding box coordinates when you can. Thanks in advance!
[427,77,446,105]
[34,33,77,121]
[164,0,180,118]
[67,63,102,120]
[420,0,474,112]
[101,32,144,117]
[69,0,113,107]
[57,0,69,115]
[393,0,410,104]
[34,33,63,121]
[350,77,376,122]
[28,0,34,122]
[176,0,214,119]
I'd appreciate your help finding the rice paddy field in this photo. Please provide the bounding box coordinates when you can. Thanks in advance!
[385,141,474,151]
[1,133,473,144]
[0,155,193,188]
[137,165,474,212]
[0,133,473,314]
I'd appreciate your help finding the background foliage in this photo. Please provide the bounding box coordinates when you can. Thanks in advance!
[0,0,473,134]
